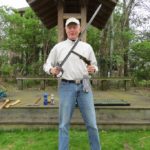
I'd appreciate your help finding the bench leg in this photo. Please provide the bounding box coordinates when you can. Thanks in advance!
[40,80,46,90]
[17,80,23,90]
[101,80,108,90]
[124,80,130,91]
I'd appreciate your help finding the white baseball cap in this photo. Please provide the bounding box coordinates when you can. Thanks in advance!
[65,17,80,26]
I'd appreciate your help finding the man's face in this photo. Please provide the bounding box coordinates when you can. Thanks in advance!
[65,23,81,40]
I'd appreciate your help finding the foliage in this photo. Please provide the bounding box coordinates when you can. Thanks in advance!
[136,80,150,87]
[87,26,101,55]
[131,41,150,61]
[0,55,12,76]
[28,60,45,76]
[130,40,150,80]
[0,63,13,76]
[0,7,57,77]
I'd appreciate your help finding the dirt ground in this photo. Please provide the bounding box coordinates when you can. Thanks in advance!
[0,81,150,108]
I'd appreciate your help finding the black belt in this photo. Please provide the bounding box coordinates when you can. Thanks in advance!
[62,79,82,84]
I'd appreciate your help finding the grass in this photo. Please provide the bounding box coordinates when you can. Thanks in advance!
[0,129,150,150]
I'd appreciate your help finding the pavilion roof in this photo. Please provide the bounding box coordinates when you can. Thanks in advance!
[26,0,118,29]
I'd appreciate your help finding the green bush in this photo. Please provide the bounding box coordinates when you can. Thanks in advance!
[0,64,13,76]
[138,80,150,87]
[28,61,44,76]
[133,68,150,82]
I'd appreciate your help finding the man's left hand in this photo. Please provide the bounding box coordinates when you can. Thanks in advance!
[87,65,96,74]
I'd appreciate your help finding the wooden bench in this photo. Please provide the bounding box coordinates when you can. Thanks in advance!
[16,77,131,91]
[92,77,132,91]
[16,77,56,90]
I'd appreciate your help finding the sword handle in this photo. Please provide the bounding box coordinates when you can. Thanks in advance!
[56,66,64,78]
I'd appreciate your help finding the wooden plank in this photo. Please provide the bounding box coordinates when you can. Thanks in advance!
[63,13,81,19]
[0,99,10,109]
[26,0,37,5]
[16,77,131,80]
[16,77,56,80]
[16,77,131,81]
[94,99,130,106]
[1,107,150,130]
[5,100,21,108]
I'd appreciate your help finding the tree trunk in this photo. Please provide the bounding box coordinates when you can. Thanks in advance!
[122,0,135,77]
[99,24,109,77]
[109,13,114,77]
[25,51,29,76]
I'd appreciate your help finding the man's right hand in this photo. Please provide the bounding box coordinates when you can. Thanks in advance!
[49,67,61,76]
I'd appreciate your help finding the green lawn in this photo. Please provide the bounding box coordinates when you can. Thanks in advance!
[0,129,150,150]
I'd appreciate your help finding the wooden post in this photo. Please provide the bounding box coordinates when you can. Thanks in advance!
[81,3,87,42]
[58,0,64,42]
[17,79,23,90]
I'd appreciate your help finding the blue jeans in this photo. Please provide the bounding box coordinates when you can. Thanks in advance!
[58,81,101,150]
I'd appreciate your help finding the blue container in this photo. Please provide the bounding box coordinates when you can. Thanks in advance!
[43,93,48,105]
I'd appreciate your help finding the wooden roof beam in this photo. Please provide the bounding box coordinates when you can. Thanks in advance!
[40,10,57,21]
[63,13,81,19]
[44,19,57,27]
[26,0,37,5]
[35,5,56,16]
[99,0,118,8]
[29,0,52,10]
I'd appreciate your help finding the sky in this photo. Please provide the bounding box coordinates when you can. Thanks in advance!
[0,0,29,8]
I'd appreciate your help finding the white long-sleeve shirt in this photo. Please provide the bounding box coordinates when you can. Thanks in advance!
[43,39,98,80]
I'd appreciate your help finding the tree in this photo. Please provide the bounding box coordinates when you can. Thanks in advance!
[0,7,57,76]
[130,40,150,80]
[87,25,101,56]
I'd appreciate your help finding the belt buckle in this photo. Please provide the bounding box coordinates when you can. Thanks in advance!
[75,80,81,84]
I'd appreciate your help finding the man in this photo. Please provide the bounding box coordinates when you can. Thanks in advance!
[43,17,101,150]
